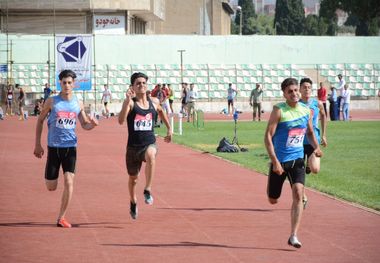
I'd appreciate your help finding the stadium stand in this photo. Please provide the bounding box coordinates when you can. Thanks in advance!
[1,63,379,103]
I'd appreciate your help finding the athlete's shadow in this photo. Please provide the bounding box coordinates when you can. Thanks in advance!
[0,222,124,229]
[158,207,286,212]
[102,241,295,252]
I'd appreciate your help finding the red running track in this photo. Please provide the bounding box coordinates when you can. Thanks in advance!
[0,116,379,263]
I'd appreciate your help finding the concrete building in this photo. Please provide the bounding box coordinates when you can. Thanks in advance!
[0,0,233,35]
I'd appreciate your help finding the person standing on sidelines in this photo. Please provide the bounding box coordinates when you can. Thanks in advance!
[227,83,237,115]
[341,84,351,121]
[118,72,172,220]
[336,74,346,120]
[101,84,112,118]
[186,83,198,122]
[5,84,14,116]
[43,83,52,103]
[299,78,327,208]
[317,82,327,117]
[33,69,98,228]
[17,84,26,121]
[249,83,263,121]
[264,77,322,248]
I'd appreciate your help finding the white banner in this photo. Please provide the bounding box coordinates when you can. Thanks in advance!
[55,35,92,91]
[93,15,125,35]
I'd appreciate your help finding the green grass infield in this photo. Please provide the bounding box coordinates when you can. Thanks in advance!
[156,119,380,211]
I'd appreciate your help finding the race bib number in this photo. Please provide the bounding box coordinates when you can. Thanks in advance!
[286,128,306,148]
[134,113,153,131]
[56,111,76,129]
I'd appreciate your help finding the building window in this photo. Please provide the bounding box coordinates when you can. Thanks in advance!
[130,16,145,34]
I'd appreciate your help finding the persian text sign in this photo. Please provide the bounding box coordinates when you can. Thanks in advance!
[93,15,125,34]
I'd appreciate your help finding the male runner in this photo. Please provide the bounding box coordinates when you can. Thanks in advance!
[118,72,172,220]
[34,69,98,228]
[299,78,327,209]
[264,78,322,248]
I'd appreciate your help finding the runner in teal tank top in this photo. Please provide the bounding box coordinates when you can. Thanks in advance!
[34,70,98,228]
[299,78,328,210]
[264,78,322,249]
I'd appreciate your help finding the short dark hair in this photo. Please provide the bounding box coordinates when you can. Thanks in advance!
[281,78,298,91]
[300,77,313,86]
[59,69,77,80]
[131,72,148,85]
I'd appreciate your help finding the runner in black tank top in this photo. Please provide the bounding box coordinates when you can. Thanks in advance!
[118,72,172,220]
[127,97,157,147]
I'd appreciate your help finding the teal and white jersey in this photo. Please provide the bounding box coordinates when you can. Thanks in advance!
[47,95,81,147]
[273,102,310,163]
[300,98,320,145]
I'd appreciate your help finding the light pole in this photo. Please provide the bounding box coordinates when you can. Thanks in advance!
[177,49,186,83]
[237,6,242,35]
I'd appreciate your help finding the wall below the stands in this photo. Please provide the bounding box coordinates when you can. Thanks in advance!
[1,34,380,65]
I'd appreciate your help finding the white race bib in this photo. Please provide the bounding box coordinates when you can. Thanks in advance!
[286,128,306,148]
[134,113,153,131]
[56,111,77,129]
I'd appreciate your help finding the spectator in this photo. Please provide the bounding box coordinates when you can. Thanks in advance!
[180,82,188,116]
[328,86,338,121]
[168,84,174,113]
[101,84,112,118]
[341,84,351,121]
[317,82,327,117]
[5,84,14,116]
[17,84,26,121]
[186,83,198,122]
[227,83,237,115]
[43,83,52,102]
[336,74,346,120]
[249,83,263,121]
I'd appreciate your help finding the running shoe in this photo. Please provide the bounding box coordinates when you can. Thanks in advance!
[303,198,308,210]
[130,202,138,220]
[144,189,154,205]
[57,218,72,228]
[288,235,302,248]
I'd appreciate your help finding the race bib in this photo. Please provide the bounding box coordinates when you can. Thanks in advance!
[134,113,153,131]
[56,111,76,129]
[286,128,306,148]
[7,94,12,99]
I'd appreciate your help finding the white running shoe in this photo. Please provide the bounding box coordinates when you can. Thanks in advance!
[288,235,302,248]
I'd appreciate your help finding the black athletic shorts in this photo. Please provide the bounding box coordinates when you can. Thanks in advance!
[303,144,315,159]
[126,144,157,176]
[45,147,77,180]
[228,99,234,106]
[267,158,305,199]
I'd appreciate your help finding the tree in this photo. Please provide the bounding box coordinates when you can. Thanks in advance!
[319,0,340,36]
[304,15,319,35]
[234,0,256,35]
[320,0,380,36]
[247,15,275,35]
[274,0,305,35]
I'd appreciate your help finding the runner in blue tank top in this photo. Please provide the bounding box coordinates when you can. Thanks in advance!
[118,72,172,220]
[299,78,328,209]
[264,78,322,249]
[34,70,98,228]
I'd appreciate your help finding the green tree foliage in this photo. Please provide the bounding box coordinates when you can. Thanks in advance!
[247,15,275,35]
[234,0,256,35]
[320,0,380,36]
[274,0,305,35]
[304,15,319,35]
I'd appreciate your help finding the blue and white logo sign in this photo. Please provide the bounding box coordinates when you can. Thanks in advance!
[56,35,92,91]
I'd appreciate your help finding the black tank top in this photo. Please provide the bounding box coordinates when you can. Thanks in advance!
[127,97,157,147]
